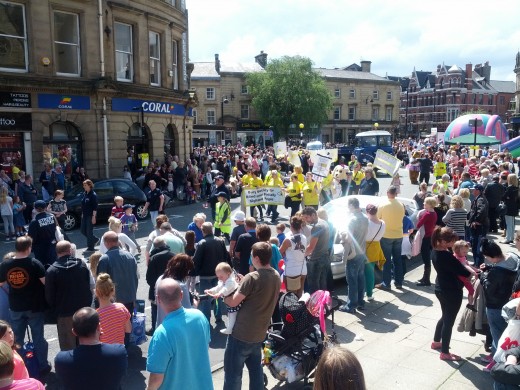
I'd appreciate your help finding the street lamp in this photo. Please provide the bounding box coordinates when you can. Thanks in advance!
[221,96,229,125]
[299,123,304,145]
[469,117,483,157]
[374,122,379,130]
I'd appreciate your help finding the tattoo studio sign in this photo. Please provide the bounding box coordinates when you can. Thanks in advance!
[243,186,285,207]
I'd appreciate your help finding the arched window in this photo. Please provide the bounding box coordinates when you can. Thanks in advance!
[126,122,150,170]
[43,121,82,177]
[164,124,178,159]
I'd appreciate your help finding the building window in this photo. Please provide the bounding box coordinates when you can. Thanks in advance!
[348,106,356,120]
[499,96,505,105]
[333,106,341,120]
[192,109,197,125]
[349,89,356,99]
[0,2,28,72]
[385,107,392,121]
[54,11,81,76]
[488,95,493,105]
[206,87,215,100]
[240,104,249,119]
[334,128,342,143]
[479,95,483,105]
[334,88,341,98]
[149,31,160,86]
[240,85,249,94]
[206,108,216,124]
[372,90,379,100]
[114,22,133,82]
[172,40,178,89]
[372,107,379,120]
[386,91,392,100]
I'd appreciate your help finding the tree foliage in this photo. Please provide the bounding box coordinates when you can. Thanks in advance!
[246,56,332,140]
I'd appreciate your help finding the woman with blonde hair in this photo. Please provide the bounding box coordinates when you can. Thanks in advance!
[458,188,472,213]
[0,187,14,241]
[99,216,137,255]
[502,173,519,244]
[442,195,467,239]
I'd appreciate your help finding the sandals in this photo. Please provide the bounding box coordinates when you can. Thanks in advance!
[440,352,462,361]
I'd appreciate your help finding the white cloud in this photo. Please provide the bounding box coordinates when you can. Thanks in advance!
[186,0,518,81]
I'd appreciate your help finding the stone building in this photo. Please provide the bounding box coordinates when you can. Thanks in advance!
[190,55,400,147]
[0,0,192,182]
[393,62,515,139]
[512,52,520,136]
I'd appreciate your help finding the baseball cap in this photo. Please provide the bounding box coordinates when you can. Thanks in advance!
[232,210,246,222]
[123,204,134,210]
[473,184,484,192]
[214,175,224,180]
[216,191,227,198]
[34,200,47,209]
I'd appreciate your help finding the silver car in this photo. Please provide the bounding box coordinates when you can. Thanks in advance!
[322,195,418,280]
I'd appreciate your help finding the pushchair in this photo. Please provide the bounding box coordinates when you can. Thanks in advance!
[262,292,334,389]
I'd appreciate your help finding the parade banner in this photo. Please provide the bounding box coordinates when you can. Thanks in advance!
[274,141,287,158]
[311,152,333,182]
[288,150,301,167]
[373,149,401,176]
[243,186,285,207]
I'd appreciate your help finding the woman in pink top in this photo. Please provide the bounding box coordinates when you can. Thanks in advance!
[0,321,28,380]
[416,197,439,287]
[95,274,131,345]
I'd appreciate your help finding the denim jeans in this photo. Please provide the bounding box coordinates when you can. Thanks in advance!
[494,381,519,390]
[223,335,264,390]
[486,307,508,354]
[149,210,159,224]
[198,277,223,323]
[380,237,403,287]
[306,258,329,294]
[505,215,516,242]
[470,225,486,267]
[10,310,49,370]
[345,254,366,310]
[80,214,97,249]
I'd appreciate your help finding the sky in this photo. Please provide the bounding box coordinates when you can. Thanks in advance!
[186,0,519,82]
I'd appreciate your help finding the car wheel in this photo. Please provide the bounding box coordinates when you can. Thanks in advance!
[135,204,149,220]
[63,213,78,231]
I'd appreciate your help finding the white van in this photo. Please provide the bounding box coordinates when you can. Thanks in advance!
[307,141,323,150]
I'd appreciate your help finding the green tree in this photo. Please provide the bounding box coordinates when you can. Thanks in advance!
[246,56,332,140]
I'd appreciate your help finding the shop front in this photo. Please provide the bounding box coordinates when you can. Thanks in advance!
[236,120,273,148]
[192,124,224,147]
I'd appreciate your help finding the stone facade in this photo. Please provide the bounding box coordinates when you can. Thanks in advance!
[0,0,191,182]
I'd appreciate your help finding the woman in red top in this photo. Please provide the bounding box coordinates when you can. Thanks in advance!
[416,197,438,286]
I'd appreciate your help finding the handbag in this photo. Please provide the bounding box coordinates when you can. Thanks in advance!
[20,326,40,379]
[493,319,520,362]
[285,275,301,291]
[284,195,291,209]
[129,309,147,346]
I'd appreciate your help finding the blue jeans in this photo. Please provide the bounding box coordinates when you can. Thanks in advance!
[10,310,49,370]
[380,237,403,287]
[487,307,508,354]
[505,215,516,242]
[149,210,159,224]
[80,214,97,249]
[470,225,486,267]
[306,258,329,294]
[198,277,223,323]
[345,254,366,310]
[223,335,264,390]
[494,381,519,390]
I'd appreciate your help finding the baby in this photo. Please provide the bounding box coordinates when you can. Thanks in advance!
[453,240,479,311]
[205,262,239,335]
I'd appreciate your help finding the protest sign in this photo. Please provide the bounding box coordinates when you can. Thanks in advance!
[243,186,285,207]
[373,149,401,175]
[274,141,287,158]
[311,153,333,182]
[288,150,301,167]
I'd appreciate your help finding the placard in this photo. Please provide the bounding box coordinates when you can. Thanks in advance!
[311,153,333,182]
[274,141,287,158]
[373,149,401,176]
[243,186,285,207]
[288,150,301,167]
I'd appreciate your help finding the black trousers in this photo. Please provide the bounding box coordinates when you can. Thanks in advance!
[419,237,432,283]
[418,172,430,185]
[434,289,463,353]
[488,207,498,232]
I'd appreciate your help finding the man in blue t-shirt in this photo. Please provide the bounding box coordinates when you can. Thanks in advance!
[147,279,213,390]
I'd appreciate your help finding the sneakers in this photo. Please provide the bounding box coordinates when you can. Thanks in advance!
[375,283,391,290]
[366,296,374,301]
[220,328,232,335]
[338,304,356,314]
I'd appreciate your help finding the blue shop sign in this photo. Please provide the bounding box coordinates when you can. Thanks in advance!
[112,98,191,116]
[38,94,91,110]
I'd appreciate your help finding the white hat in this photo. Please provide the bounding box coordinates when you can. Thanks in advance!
[232,210,246,222]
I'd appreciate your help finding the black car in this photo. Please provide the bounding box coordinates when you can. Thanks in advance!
[63,179,148,231]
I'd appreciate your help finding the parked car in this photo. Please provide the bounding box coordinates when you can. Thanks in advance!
[63,179,148,231]
[323,195,418,280]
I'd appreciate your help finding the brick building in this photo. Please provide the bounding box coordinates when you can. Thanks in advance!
[0,0,192,182]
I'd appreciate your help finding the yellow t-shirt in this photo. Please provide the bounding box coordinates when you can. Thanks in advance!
[249,177,264,188]
[287,181,303,201]
[302,181,319,206]
[352,170,365,186]
[266,176,283,187]
[321,173,333,190]
[377,199,405,239]
[296,173,305,183]
[241,174,252,186]
[434,162,447,178]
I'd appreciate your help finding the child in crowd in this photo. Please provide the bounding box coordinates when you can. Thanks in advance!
[120,204,139,253]
[269,237,279,247]
[453,240,479,311]
[0,320,29,379]
[95,273,132,344]
[12,196,26,237]
[185,180,197,204]
[204,262,239,335]
[452,168,461,189]
[276,223,286,247]
[391,172,402,194]
[111,196,124,219]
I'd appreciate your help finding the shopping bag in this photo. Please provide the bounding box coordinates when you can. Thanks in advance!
[493,319,520,362]
[20,327,40,379]
[129,310,147,346]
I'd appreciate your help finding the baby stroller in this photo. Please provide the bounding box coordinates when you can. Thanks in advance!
[263,292,332,389]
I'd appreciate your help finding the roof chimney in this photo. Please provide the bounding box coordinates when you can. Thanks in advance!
[215,53,220,74]
[255,51,268,68]
[360,60,371,73]
[465,63,473,90]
